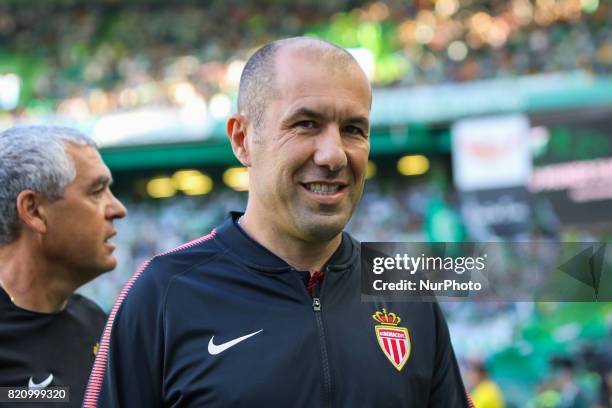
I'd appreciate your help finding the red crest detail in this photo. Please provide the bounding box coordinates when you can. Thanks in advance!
[373,309,411,371]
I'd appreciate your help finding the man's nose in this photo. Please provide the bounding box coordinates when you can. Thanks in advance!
[107,192,127,220]
[313,126,347,172]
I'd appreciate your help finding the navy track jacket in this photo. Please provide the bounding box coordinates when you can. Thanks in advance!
[84,213,472,407]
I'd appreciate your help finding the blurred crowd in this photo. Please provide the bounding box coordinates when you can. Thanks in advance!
[526,350,612,408]
[463,349,612,408]
[1,0,611,124]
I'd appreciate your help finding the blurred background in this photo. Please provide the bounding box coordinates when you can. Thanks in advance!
[1,0,611,406]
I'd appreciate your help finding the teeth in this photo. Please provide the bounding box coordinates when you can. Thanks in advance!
[305,183,340,194]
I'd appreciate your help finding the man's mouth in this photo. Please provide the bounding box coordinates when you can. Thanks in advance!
[104,231,117,246]
[302,182,347,195]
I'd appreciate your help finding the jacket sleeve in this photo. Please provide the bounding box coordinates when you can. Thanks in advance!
[83,259,165,408]
[428,303,474,407]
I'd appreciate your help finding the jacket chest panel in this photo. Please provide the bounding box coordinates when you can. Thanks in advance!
[320,300,435,406]
[163,294,322,406]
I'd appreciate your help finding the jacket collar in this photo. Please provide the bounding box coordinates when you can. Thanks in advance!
[214,212,358,273]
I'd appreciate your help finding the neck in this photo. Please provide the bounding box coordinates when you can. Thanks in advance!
[0,241,75,313]
[239,211,341,273]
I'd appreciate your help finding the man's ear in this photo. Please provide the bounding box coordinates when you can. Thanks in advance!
[226,114,252,167]
[15,190,48,235]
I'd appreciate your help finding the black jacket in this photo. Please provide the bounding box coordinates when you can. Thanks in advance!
[0,289,106,408]
[85,213,471,407]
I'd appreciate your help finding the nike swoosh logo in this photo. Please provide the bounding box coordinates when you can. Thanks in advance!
[208,329,263,355]
[28,373,53,389]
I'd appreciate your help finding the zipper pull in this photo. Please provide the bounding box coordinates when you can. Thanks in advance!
[312,297,321,312]
[312,283,321,311]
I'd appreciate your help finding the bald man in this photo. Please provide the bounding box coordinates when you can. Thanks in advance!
[85,37,471,407]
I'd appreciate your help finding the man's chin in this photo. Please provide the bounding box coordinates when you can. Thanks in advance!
[296,212,349,242]
[74,260,115,288]
[94,257,118,275]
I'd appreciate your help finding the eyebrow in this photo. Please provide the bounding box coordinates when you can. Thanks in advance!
[285,107,327,122]
[88,175,113,190]
[285,107,370,128]
[345,116,370,129]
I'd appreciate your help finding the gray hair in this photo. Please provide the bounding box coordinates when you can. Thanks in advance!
[0,125,97,245]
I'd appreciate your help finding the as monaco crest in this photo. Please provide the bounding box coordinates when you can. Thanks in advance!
[372,309,411,371]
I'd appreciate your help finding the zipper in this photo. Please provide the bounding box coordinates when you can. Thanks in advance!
[312,269,332,408]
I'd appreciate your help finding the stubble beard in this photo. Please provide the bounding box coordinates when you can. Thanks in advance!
[291,203,354,243]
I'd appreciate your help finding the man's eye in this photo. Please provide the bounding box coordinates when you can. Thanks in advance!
[344,125,365,136]
[295,120,317,129]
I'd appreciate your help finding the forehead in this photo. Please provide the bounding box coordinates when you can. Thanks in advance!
[272,49,371,119]
[65,144,110,183]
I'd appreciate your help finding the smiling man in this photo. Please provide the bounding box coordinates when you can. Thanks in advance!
[231,38,371,273]
[0,125,126,408]
[86,37,471,407]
